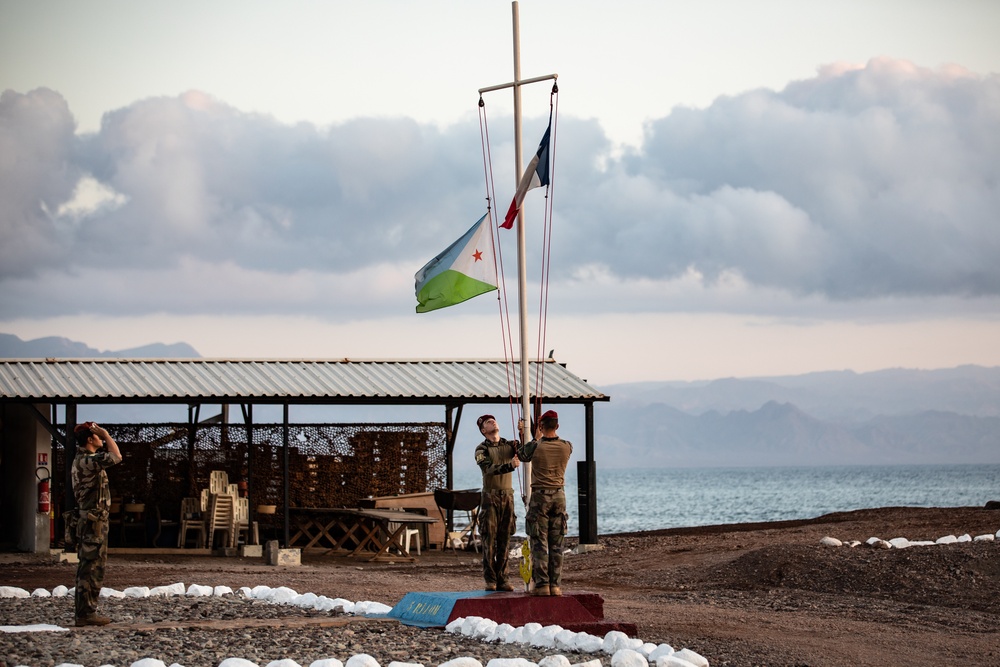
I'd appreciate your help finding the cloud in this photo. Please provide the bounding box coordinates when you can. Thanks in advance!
[2,57,998,322]
[578,57,1000,299]
[0,88,82,278]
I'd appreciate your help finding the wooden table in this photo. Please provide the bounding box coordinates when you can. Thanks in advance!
[289,507,438,561]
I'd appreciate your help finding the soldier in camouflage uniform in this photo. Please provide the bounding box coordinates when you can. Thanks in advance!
[474,414,520,591]
[71,421,122,626]
[517,409,572,597]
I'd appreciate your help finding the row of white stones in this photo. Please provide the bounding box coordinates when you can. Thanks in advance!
[0,585,709,667]
[821,528,999,549]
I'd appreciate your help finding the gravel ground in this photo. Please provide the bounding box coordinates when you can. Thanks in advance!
[3,506,999,667]
[0,595,612,667]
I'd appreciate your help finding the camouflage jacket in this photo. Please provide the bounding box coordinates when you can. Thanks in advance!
[475,437,519,493]
[71,446,122,512]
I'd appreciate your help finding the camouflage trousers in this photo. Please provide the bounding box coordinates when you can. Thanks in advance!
[526,489,567,587]
[75,509,110,619]
[478,490,516,585]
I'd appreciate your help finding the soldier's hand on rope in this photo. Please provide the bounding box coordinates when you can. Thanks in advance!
[511,454,520,469]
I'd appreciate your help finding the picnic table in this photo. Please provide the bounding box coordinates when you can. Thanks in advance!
[289,507,438,562]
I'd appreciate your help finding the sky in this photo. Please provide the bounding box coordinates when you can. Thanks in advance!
[2,0,1000,387]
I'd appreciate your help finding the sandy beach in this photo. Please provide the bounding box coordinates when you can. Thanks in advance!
[2,506,998,667]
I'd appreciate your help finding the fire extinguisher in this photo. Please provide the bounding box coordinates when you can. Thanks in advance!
[36,468,51,514]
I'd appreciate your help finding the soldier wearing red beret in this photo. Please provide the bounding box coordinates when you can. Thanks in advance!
[517,409,573,596]
[474,414,521,591]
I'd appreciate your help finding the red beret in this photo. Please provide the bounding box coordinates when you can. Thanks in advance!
[74,421,96,434]
[477,414,496,431]
[540,410,558,421]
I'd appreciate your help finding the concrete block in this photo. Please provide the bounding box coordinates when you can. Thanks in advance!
[264,540,300,566]
[265,540,280,564]
[571,543,605,555]
[275,548,301,566]
[35,514,51,553]
[241,544,263,558]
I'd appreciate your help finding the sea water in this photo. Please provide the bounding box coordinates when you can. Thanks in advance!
[453,464,1000,536]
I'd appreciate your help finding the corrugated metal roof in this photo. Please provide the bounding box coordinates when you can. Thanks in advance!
[0,359,608,404]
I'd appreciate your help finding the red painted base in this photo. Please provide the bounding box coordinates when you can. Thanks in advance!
[450,590,638,637]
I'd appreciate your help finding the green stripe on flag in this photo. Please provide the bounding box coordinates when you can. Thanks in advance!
[416,270,497,313]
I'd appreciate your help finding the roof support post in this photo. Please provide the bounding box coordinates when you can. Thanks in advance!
[282,403,290,548]
[241,403,254,519]
[578,401,598,544]
[186,405,200,497]
[443,402,465,534]
[64,403,77,517]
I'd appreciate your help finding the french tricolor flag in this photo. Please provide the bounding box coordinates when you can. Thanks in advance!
[501,123,551,229]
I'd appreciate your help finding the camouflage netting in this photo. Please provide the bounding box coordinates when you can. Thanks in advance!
[54,422,448,520]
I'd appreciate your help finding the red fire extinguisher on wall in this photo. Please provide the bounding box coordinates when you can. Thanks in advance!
[36,468,50,514]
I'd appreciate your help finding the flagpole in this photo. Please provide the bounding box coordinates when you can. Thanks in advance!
[478,1,556,504]
[510,1,532,501]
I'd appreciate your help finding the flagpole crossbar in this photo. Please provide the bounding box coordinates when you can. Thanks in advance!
[478,73,558,95]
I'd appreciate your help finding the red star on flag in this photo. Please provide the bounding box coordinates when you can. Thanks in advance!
[472,249,483,262]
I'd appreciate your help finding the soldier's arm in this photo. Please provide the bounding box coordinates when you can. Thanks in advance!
[475,443,517,476]
[93,424,122,464]
[516,439,538,462]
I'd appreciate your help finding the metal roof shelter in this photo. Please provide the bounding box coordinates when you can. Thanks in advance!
[0,358,608,549]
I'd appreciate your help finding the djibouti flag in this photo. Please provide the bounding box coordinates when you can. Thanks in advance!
[415,213,498,313]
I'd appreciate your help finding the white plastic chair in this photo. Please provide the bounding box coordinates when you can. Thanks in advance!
[387,518,421,556]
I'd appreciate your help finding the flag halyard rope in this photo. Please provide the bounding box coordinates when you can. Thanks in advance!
[479,85,560,502]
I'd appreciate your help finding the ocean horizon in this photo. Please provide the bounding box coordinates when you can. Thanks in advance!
[452,463,1000,536]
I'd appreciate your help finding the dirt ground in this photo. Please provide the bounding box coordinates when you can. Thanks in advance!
[3,506,999,667]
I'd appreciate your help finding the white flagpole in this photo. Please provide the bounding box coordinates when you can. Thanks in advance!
[510,1,532,502]
[478,1,557,505]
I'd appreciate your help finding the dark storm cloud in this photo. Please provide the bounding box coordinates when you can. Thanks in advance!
[1,58,998,320]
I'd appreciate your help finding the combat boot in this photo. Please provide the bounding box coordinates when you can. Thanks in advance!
[497,580,514,592]
[530,584,550,596]
[549,585,562,596]
[75,614,111,627]
[484,582,497,591]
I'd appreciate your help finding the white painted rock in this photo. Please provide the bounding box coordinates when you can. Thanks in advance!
[936,535,958,545]
[530,625,564,648]
[485,659,536,667]
[345,654,380,667]
[0,586,31,598]
[647,644,675,662]
[611,649,648,667]
[438,659,483,667]
[539,655,572,667]
[820,536,842,547]
[218,660,260,667]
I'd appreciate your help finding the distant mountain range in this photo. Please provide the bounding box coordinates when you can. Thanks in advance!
[598,366,1000,467]
[0,333,200,359]
[3,332,998,467]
